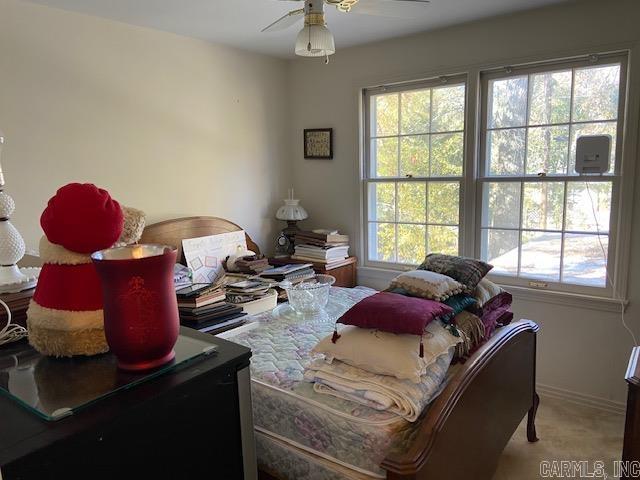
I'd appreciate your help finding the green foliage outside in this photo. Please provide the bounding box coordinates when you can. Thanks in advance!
[368,64,620,284]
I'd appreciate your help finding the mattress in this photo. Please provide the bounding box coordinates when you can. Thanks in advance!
[256,429,378,480]
[226,287,452,478]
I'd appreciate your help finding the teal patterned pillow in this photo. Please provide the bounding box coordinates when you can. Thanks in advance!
[418,254,493,292]
[441,294,478,324]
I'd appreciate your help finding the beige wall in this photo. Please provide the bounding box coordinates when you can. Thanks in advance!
[289,0,640,405]
[0,0,290,253]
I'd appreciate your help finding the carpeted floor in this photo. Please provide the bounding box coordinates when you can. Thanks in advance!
[493,395,625,479]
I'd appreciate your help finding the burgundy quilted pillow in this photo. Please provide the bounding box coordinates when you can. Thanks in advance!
[337,292,453,336]
[481,291,513,317]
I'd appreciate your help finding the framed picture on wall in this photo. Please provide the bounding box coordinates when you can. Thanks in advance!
[304,128,333,159]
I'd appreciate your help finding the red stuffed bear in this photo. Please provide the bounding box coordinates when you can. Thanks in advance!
[27,183,125,357]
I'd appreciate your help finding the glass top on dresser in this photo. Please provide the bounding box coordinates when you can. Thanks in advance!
[0,330,218,421]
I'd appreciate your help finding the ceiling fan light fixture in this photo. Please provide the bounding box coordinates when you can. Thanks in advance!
[295,24,335,58]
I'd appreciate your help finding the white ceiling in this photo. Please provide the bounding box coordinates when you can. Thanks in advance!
[25,0,571,58]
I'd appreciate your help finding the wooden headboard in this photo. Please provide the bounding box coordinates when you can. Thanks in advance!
[140,216,261,262]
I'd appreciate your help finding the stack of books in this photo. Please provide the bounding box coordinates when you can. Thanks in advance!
[225,278,278,315]
[292,230,350,267]
[233,255,270,274]
[259,263,315,283]
[177,282,246,334]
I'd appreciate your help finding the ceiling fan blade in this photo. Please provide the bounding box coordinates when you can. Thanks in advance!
[261,9,304,33]
[350,0,430,18]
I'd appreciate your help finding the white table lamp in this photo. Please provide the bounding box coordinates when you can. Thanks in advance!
[0,132,27,285]
[275,189,308,255]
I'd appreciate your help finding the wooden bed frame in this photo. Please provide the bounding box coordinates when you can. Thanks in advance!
[141,216,539,480]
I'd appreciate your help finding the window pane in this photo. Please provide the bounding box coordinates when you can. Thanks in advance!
[401,89,430,135]
[428,182,459,224]
[432,84,465,132]
[487,129,526,176]
[488,76,528,128]
[526,126,569,175]
[522,182,564,231]
[565,182,612,233]
[520,231,562,281]
[573,65,620,122]
[374,93,398,136]
[368,223,395,262]
[368,183,395,222]
[569,122,617,174]
[372,137,398,177]
[482,182,521,228]
[562,233,608,287]
[398,224,426,264]
[400,135,429,177]
[397,182,426,223]
[431,132,463,176]
[428,226,458,256]
[481,229,519,274]
[528,70,572,125]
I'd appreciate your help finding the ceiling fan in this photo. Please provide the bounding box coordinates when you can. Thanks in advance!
[261,0,431,62]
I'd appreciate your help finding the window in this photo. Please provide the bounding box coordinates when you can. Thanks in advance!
[361,53,628,297]
[363,77,466,266]
[478,56,626,294]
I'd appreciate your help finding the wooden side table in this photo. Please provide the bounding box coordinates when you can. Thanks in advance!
[269,256,357,288]
[624,347,640,467]
[0,289,35,329]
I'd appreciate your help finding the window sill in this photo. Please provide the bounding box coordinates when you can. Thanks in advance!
[357,266,626,313]
[503,285,626,314]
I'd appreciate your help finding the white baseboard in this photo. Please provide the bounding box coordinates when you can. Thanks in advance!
[537,383,626,415]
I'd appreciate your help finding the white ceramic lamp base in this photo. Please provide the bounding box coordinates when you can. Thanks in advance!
[0,265,27,284]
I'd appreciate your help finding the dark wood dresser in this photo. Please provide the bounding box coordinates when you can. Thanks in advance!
[624,347,640,467]
[0,328,256,480]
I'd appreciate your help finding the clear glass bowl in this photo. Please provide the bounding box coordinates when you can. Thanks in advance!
[283,274,336,313]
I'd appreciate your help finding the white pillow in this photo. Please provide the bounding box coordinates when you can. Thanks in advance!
[389,270,464,301]
[313,321,461,383]
[473,278,504,307]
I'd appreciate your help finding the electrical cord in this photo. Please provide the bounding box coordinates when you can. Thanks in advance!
[0,298,28,346]
[584,181,638,345]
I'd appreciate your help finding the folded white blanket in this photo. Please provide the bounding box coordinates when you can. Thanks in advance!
[303,349,453,422]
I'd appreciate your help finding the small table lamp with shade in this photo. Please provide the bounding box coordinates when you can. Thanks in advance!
[275,189,308,256]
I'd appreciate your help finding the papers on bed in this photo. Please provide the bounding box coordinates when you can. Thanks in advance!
[304,349,453,422]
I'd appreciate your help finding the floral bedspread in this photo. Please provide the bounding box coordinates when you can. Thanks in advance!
[226,287,450,477]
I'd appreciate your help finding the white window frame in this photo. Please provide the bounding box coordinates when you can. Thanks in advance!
[359,51,631,300]
[476,53,628,298]
[362,74,468,271]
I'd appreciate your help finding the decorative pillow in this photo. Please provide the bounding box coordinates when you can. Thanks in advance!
[389,270,464,302]
[442,294,478,323]
[418,254,493,292]
[314,321,461,383]
[473,278,504,307]
[336,291,452,336]
[483,291,513,315]
[481,303,513,339]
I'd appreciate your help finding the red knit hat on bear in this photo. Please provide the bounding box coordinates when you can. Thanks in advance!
[41,183,124,254]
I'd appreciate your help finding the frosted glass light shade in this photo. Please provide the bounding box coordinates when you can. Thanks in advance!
[295,24,336,57]
[276,199,308,221]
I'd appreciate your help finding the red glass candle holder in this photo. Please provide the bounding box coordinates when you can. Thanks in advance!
[91,245,179,371]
